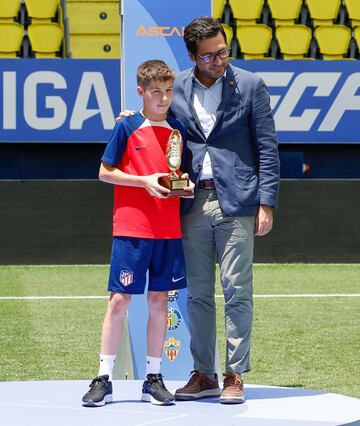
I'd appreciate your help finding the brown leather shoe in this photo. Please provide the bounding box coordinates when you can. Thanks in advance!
[219,372,245,404]
[175,370,221,400]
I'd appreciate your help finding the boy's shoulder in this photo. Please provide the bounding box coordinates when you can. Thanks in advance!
[117,111,144,128]
[111,111,144,134]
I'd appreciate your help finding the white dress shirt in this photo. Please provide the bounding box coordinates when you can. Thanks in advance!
[192,71,225,180]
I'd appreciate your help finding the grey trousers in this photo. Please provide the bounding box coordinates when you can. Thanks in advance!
[181,189,255,375]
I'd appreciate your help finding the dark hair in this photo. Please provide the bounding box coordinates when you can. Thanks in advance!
[137,60,175,89]
[184,16,227,54]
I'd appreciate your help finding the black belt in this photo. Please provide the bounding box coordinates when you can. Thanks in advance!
[199,179,216,190]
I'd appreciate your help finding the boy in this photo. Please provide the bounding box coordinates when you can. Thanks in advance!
[82,60,194,407]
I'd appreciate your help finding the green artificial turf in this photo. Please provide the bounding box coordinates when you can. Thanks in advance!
[0,264,359,398]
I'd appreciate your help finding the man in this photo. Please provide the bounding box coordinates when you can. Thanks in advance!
[118,16,280,405]
[171,16,280,404]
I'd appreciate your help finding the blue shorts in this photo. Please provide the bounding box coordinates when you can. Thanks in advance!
[108,237,187,294]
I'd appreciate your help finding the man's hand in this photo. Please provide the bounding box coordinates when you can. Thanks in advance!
[116,110,136,122]
[143,173,171,198]
[180,173,195,198]
[255,205,273,236]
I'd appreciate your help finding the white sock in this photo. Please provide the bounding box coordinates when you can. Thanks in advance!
[98,354,116,382]
[146,356,162,376]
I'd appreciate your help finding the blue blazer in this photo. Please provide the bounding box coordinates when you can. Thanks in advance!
[170,64,280,217]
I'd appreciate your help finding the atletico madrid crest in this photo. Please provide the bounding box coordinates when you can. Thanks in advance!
[164,336,180,362]
[120,270,133,286]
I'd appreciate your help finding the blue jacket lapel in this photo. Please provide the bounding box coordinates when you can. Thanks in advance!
[211,66,238,137]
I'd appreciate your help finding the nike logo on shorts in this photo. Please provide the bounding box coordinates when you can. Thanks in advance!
[135,146,147,151]
[172,276,185,283]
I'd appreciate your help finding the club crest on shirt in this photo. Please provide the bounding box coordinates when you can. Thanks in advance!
[167,307,182,331]
[168,290,178,303]
[120,270,133,286]
[164,336,180,362]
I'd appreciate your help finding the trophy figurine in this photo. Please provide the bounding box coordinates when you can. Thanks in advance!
[158,129,190,197]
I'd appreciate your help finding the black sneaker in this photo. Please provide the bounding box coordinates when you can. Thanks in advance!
[141,373,175,405]
[82,375,113,407]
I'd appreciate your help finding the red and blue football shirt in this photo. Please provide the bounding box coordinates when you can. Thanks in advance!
[102,112,187,239]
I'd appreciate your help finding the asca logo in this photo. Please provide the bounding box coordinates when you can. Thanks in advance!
[135,25,184,37]
[167,307,182,331]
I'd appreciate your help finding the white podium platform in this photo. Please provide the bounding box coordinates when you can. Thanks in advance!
[0,380,359,426]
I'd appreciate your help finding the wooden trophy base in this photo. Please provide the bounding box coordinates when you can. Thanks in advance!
[158,175,190,197]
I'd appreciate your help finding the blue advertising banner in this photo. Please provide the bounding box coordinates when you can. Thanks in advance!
[2,58,360,144]
[0,59,120,142]
[128,289,191,381]
[234,60,360,144]
[122,0,211,380]
[122,0,211,110]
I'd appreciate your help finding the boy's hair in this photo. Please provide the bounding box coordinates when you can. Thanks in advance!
[184,16,227,55]
[137,60,175,89]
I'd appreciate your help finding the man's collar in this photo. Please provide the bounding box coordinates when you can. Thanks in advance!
[191,67,227,88]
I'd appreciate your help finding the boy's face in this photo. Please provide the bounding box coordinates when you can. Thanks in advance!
[137,79,174,120]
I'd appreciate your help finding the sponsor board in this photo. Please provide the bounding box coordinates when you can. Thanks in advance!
[235,60,360,143]
[0,59,120,142]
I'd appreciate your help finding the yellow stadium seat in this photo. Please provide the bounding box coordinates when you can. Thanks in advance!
[353,26,360,53]
[24,0,60,22]
[213,0,225,20]
[344,0,360,27]
[229,0,264,25]
[28,23,63,57]
[268,0,302,26]
[221,23,233,45]
[0,23,24,57]
[276,25,313,59]
[67,2,119,34]
[70,34,120,58]
[236,24,273,59]
[315,25,351,59]
[0,0,21,22]
[306,0,341,27]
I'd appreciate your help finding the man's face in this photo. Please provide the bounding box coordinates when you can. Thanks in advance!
[189,32,229,85]
[138,79,174,119]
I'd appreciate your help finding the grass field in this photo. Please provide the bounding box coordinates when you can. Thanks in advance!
[0,264,359,399]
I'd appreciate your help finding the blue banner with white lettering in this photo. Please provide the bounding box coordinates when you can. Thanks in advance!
[2,58,360,143]
[233,60,360,144]
[0,59,120,142]
[122,0,211,111]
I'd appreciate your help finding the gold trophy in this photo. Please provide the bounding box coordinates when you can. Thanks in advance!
[158,129,190,197]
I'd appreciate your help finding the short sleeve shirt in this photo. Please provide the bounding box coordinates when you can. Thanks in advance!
[102,111,187,239]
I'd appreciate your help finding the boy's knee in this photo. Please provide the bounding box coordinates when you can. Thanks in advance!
[108,292,131,315]
[148,292,168,312]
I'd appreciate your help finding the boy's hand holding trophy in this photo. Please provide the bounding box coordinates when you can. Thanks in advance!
[158,129,194,198]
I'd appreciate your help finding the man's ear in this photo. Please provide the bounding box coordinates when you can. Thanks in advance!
[188,52,196,62]
[137,86,144,97]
